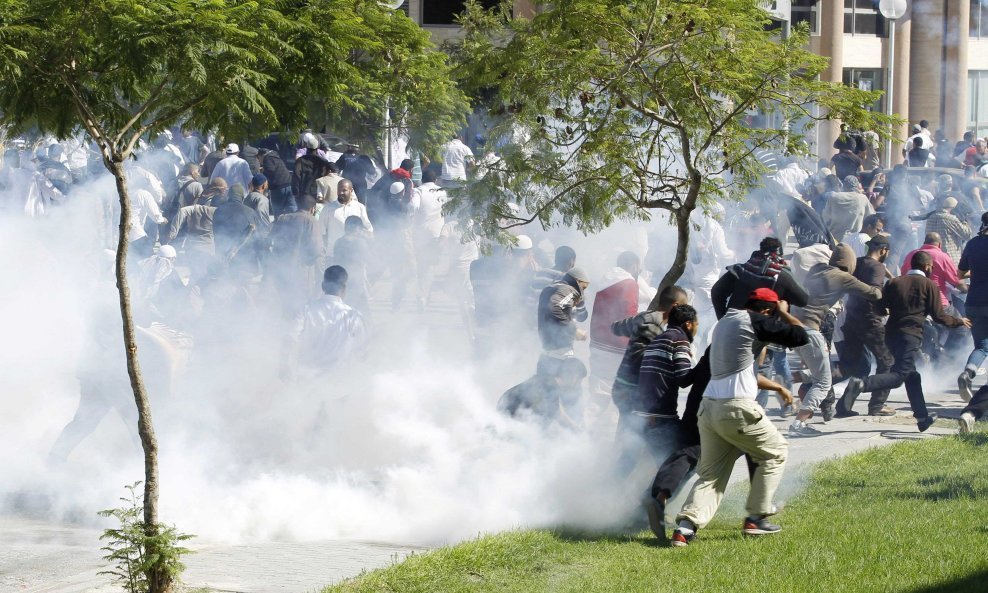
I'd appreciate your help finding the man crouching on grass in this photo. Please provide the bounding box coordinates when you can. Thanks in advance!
[671,288,808,546]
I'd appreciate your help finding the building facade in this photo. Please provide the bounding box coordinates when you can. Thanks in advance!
[796,0,988,161]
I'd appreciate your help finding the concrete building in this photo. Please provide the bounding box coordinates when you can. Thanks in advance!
[799,0,988,162]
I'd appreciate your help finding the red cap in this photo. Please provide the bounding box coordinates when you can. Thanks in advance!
[749,287,780,303]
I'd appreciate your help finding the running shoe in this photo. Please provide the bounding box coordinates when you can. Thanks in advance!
[958,412,975,434]
[644,495,667,541]
[671,529,695,547]
[917,413,938,433]
[788,421,822,437]
[958,371,974,403]
[743,516,782,536]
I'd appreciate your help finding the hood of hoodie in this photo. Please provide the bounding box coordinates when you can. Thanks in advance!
[829,243,857,274]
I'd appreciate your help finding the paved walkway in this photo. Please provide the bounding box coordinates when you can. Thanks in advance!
[2,382,966,593]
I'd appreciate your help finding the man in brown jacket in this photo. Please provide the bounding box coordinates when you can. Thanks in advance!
[841,250,971,431]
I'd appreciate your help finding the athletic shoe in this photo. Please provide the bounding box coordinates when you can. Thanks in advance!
[780,403,794,418]
[917,413,938,433]
[820,391,835,422]
[958,412,975,434]
[644,495,667,541]
[834,400,860,418]
[958,371,974,403]
[743,516,782,536]
[671,529,695,547]
[840,378,864,413]
[788,421,822,437]
[868,406,896,417]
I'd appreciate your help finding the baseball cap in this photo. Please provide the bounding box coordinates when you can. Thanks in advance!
[749,287,779,303]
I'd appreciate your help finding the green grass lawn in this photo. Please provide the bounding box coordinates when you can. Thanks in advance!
[322,431,988,593]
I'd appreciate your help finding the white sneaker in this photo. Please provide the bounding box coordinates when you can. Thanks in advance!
[958,412,975,434]
[788,421,822,437]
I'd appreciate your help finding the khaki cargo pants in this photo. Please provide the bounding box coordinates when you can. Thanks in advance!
[676,398,788,528]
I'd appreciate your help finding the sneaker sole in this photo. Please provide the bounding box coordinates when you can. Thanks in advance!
[670,539,690,547]
[742,528,781,536]
[958,378,973,403]
[644,499,667,540]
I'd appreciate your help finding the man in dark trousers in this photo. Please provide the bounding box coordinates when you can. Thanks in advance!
[834,235,896,417]
[841,251,971,430]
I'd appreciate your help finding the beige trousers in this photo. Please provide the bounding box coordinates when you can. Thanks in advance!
[676,398,788,528]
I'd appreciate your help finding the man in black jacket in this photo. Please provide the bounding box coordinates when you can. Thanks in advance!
[710,237,809,319]
[258,148,296,217]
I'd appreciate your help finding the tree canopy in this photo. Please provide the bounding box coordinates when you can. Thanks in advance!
[448,0,896,294]
[0,0,469,161]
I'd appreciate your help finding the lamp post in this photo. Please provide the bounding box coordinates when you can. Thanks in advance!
[382,1,404,170]
[879,0,907,167]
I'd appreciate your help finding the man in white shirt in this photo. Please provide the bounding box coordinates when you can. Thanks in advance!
[210,143,253,192]
[315,162,345,205]
[128,178,168,259]
[441,133,474,187]
[287,265,367,378]
[321,179,372,257]
[414,170,448,303]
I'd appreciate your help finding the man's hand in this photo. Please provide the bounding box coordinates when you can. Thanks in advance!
[961,317,973,328]
[777,300,789,314]
[575,328,588,341]
[778,386,794,406]
[958,283,970,294]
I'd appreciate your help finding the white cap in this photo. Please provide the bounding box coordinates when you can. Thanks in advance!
[303,133,319,150]
[225,143,240,154]
[389,181,405,195]
[513,235,533,250]
[157,245,177,259]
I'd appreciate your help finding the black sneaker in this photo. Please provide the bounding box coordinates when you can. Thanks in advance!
[671,528,695,547]
[820,390,835,422]
[917,413,938,433]
[958,371,974,403]
[743,516,782,536]
[840,378,864,413]
[644,495,667,541]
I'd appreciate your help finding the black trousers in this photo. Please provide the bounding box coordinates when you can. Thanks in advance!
[962,385,988,420]
[839,322,894,413]
[860,332,930,419]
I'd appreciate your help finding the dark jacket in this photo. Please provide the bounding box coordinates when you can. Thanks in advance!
[845,255,888,328]
[213,197,265,259]
[292,152,326,200]
[710,253,809,319]
[260,151,293,190]
[612,310,664,387]
[537,274,588,352]
[882,272,965,339]
[637,326,696,417]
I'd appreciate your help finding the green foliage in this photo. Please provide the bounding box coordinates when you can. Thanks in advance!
[322,429,988,592]
[98,482,194,593]
[447,0,898,244]
[0,0,468,162]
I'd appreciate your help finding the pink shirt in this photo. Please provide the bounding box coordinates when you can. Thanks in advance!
[901,244,959,307]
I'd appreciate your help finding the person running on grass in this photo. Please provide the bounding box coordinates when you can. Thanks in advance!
[671,288,808,546]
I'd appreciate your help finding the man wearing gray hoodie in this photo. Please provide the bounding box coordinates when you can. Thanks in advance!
[789,244,882,435]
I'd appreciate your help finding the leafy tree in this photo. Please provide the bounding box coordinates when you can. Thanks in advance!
[0,1,466,591]
[449,0,896,304]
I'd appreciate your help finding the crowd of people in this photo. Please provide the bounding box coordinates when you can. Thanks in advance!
[3,118,988,545]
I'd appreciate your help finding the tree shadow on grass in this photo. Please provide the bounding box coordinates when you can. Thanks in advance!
[903,569,988,593]
[550,528,670,548]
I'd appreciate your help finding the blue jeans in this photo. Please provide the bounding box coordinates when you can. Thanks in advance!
[964,304,988,371]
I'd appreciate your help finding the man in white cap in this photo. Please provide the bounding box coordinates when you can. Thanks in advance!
[209,143,252,193]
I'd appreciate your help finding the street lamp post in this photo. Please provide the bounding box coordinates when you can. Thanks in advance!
[879,0,907,167]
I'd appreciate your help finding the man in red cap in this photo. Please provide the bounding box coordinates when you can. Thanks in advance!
[671,287,808,547]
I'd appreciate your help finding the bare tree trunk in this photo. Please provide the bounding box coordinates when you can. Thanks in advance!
[648,179,702,311]
[109,160,170,593]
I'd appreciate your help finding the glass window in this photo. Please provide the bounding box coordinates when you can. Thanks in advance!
[792,0,820,34]
[843,68,885,113]
[422,0,499,25]
[971,71,988,138]
[844,0,888,36]
[973,0,988,39]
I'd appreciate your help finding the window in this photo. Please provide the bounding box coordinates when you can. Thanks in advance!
[844,0,887,36]
[422,0,499,25]
[970,71,988,138]
[792,0,820,34]
[973,0,988,39]
[843,68,885,113]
